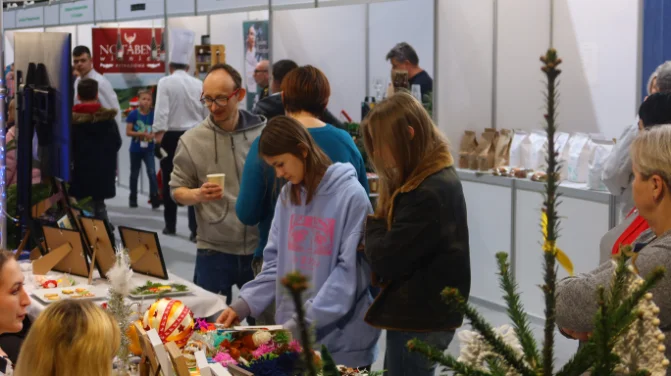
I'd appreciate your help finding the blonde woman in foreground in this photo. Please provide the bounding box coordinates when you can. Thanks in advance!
[14,300,120,376]
[557,125,671,375]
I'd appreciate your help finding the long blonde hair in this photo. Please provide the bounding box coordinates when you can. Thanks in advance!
[362,92,450,217]
[14,300,120,376]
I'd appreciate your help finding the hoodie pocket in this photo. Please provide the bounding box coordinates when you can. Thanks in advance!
[200,197,230,225]
[208,198,230,225]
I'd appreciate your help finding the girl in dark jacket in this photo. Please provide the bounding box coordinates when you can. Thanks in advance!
[362,92,471,376]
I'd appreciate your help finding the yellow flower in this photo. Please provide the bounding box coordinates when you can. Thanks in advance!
[541,210,574,276]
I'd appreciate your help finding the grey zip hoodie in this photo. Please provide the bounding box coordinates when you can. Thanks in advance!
[170,110,266,255]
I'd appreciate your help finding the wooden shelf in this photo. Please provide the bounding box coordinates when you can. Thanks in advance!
[194,44,226,73]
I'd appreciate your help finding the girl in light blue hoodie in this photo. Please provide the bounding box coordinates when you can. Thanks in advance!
[217,116,380,368]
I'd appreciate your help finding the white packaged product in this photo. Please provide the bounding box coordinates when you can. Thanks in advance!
[509,130,529,168]
[553,132,570,159]
[553,132,570,178]
[587,138,615,191]
[566,133,591,183]
[527,130,548,171]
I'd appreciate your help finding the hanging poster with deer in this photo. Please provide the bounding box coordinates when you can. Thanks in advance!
[92,27,165,74]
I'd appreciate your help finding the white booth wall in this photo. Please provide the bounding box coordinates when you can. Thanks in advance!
[435,0,637,333]
[273,4,367,122]
[436,0,639,148]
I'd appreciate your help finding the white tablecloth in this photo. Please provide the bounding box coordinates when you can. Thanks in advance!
[22,264,227,320]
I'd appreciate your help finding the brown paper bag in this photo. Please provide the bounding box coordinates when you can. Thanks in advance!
[479,130,499,171]
[494,129,513,167]
[458,131,478,169]
[471,130,496,170]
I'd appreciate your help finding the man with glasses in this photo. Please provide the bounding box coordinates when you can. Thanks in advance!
[170,63,266,308]
[153,29,207,241]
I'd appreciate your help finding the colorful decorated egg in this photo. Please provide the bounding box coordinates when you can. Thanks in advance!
[142,298,194,348]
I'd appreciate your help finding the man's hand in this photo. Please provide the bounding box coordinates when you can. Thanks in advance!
[196,182,224,202]
[216,307,240,327]
[145,132,155,140]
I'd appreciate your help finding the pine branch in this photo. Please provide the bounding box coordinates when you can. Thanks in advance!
[610,266,665,334]
[407,339,492,376]
[281,272,318,376]
[539,48,563,376]
[608,256,631,315]
[320,345,339,376]
[495,252,540,368]
[591,286,620,375]
[629,370,652,376]
[555,342,597,376]
[485,357,509,376]
[442,288,535,376]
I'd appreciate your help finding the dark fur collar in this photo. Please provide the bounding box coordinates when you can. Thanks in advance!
[72,107,117,124]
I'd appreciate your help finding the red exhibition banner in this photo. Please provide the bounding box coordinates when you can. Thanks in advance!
[92,28,165,74]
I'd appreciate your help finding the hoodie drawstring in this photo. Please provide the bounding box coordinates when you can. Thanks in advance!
[213,127,218,164]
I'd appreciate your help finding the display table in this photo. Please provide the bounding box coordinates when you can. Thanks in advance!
[457,169,616,319]
[21,263,227,320]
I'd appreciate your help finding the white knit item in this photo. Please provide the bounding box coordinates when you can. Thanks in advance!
[611,262,669,375]
[456,324,525,375]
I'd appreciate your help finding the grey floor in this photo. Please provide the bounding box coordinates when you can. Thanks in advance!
[107,186,579,373]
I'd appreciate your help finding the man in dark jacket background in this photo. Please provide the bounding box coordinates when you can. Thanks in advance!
[252,59,345,130]
[70,78,122,234]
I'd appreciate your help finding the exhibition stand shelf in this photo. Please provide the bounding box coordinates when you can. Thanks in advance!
[457,168,616,320]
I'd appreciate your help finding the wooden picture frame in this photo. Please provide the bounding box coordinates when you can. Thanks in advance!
[79,217,116,279]
[34,226,89,277]
[118,226,169,280]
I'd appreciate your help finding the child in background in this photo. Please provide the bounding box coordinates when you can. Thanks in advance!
[126,89,160,209]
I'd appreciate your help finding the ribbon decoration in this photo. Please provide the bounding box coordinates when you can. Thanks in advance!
[541,210,574,276]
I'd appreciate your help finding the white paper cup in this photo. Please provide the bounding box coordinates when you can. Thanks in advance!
[207,173,226,192]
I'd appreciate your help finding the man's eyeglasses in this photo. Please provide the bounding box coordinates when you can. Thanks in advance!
[200,89,240,107]
[254,69,268,74]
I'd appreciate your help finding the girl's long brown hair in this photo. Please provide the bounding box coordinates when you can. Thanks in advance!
[362,92,450,218]
[259,116,332,206]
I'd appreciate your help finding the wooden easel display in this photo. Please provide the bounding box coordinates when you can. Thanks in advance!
[16,180,86,262]
[165,341,190,376]
[14,187,64,260]
[147,329,174,376]
[135,322,159,376]
[118,226,169,280]
[79,217,116,280]
[33,226,89,278]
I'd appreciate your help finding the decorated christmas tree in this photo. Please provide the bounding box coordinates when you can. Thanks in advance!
[405,49,668,375]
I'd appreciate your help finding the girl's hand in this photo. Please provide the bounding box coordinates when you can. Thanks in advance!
[216,308,240,327]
